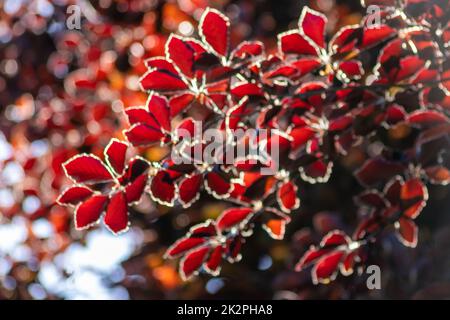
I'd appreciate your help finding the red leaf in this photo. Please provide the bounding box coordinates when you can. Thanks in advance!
[424,166,450,185]
[278,30,319,56]
[407,110,449,127]
[266,65,297,79]
[57,186,93,206]
[295,81,327,107]
[330,25,359,55]
[277,181,300,213]
[166,237,207,258]
[74,194,108,230]
[340,251,357,276]
[400,178,428,219]
[231,41,264,60]
[291,58,322,77]
[104,139,128,176]
[190,220,217,237]
[180,246,210,280]
[125,107,159,128]
[169,93,195,117]
[124,123,165,146]
[225,236,243,261]
[361,25,395,48]
[231,83,264,98]
[204,246,223,275]
[396,217,418,247]
[328,115,353,132]
[166,34,195,78]
[300,159,333,184]
[385,105,406,124]
[216,207,254,231]
[63,155,113,184]
[355,157,405,186]
[205,172,232,199]
[289,127,316,151]
[299,7,327,49]
[395,56,425,82]
[353,215,381,240]
[149,171,177,206]
[199,8,230,57]
[146,93,171,133]
[320,230,350,247]
[125,174,148,204]
[145,57,178,74]
[383,176,403,206]
[104,191,129,234]
[338,60,363,79]
[262,218,288,240]
[173,118,196,144]
[295,247,331,271]
[139,69,187,92]
[178,174,202,208]
[121,157,150,184]
[312,250,345,284]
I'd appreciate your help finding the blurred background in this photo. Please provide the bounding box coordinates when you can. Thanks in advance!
[0,0,449,300]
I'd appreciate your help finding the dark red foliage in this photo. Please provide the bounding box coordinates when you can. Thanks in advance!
[54,3,450,288]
